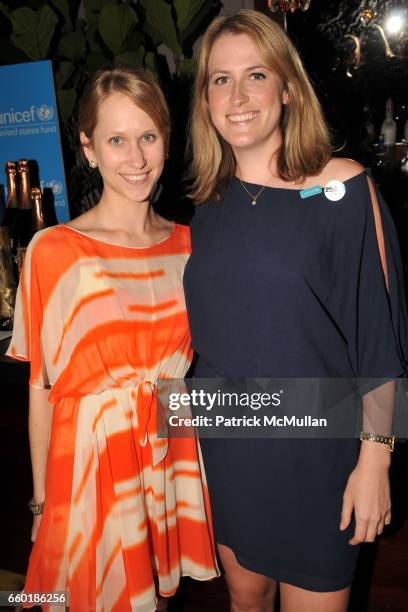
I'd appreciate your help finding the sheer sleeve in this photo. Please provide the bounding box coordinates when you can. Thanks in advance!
[6,231,50,389]
[368,176,408,439]
[327,171,408,439]
[352,173,407,438]
[354,176,405,379]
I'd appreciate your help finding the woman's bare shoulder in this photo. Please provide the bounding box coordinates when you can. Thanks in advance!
[319,158,366,184]
[65,208,97,232]
[295,158,365,190]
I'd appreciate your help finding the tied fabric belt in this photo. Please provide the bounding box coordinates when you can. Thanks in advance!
[134,380,168,466]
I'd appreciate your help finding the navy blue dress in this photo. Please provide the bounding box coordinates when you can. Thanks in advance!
[183,171,408,591]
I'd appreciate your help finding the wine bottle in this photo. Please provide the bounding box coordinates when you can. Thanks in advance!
[0,185,5,225]
[381,98,397,146]
[2,162,19,275]
[31,187,46,234]
[18,159,32,210]
[5,161,18,210]
[0,226,16,331]
[15,159,32,274]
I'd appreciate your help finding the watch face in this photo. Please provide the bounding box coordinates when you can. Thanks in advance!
[28,498,44,514]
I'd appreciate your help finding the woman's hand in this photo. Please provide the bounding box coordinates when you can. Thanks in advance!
[31,514,42,542]
[339,442,392,545]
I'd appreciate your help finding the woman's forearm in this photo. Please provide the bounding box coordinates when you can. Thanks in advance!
[29,386,53,502]
[361,380,394,436]
[357,380,395,470]
[358,440,391,469]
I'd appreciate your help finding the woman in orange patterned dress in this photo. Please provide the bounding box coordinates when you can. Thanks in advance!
[7,67,218,611]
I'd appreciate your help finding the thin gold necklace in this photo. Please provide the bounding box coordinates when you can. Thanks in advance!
[238,176,272,206]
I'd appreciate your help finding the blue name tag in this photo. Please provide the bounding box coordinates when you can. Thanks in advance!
[300,185,322,199]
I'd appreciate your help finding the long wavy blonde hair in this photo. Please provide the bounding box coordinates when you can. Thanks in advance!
[189,9,332,203]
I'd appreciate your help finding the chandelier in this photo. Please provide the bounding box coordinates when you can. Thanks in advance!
[268,0,311,11]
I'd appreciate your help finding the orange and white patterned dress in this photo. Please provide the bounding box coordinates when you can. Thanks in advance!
[7,222,218,611]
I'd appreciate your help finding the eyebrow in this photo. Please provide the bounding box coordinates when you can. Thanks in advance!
[105,128,158,136]
[209,65,269,78]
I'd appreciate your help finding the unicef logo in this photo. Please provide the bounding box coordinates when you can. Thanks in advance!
[37,105,54,121]
[41,179,63,196]
[49,179,63,195]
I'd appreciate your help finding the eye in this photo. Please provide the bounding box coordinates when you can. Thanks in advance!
[214,75,229,85]
[143,133,158,142]
[250,72,266,80]
[109,136,124,146]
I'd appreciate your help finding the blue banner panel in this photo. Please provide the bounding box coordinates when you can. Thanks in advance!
[0,60,69,223]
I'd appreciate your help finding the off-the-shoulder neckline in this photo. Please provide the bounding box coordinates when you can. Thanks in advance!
[234,169,367,192]
[59,221,177,249]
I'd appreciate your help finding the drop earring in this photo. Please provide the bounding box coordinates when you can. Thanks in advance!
[89,160,97,169]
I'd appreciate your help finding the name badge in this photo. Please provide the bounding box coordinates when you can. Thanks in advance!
[300,185,322,199]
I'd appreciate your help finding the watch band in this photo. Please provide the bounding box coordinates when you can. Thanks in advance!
[360,431,395,452]
[28,498,45,515]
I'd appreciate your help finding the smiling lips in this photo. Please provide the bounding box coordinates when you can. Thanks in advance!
[120,172,149,185]
[227,111,259,124]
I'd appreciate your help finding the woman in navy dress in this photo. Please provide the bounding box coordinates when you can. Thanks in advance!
[183,9,408,612]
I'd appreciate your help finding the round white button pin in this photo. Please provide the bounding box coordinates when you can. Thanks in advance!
[324,180,346,202]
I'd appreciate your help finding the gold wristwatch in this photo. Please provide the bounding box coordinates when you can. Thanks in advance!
[359,431,395,452]
[28,498,45,515]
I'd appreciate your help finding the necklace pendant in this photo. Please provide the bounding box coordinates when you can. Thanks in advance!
[251,199,256,206]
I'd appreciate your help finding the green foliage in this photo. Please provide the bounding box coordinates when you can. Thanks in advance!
[10,6,58,60]
[0,2,11,21]
[176,56,196,77]
[140,0,181,56]
[49,0,72,32]
[174,0,207,42]
[144,51,159,77]
[83,0,119,26]
[58,31,86,61]
[0,0,221,213]
[99,4,138,55]
[84,49,111,75]
[115,50,144,68]
[179,0,216,43]
[55,60,76,88]
[57,88,77,123]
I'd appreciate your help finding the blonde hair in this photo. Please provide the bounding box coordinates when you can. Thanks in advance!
[189,9,332,203]
[79,66,170,151]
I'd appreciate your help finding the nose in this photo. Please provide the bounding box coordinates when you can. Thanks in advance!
[129,142,147,169]
[230,79,249,106]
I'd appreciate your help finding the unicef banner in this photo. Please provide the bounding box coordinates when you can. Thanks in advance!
[0,60,69,222]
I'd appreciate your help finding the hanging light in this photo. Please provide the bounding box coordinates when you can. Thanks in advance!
[268,0,311,12]
[385,13,404,35]
[360,7,376,25]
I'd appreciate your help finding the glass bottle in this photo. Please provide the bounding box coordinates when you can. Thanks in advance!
[5,161,18,210]
[2,162,19,276]
[18,159,32,210]
[380,98,397,146]
[16,159,32,274]
[0,226,16,330]
[0,185,5,225]
[31,187,46,234]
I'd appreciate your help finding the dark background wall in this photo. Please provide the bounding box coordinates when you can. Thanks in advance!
[286,0,408,157]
